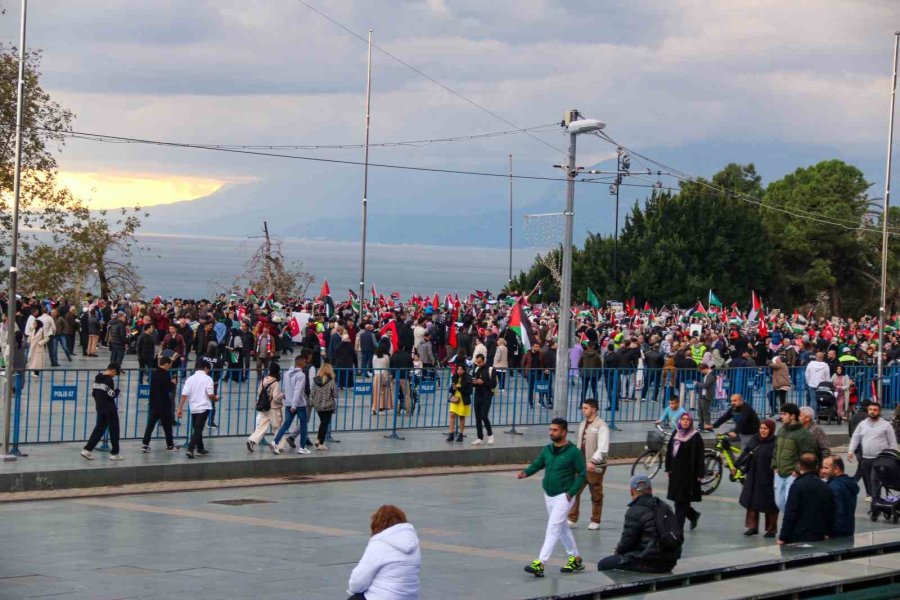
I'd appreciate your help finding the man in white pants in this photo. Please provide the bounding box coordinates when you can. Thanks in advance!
[518,418,587,577]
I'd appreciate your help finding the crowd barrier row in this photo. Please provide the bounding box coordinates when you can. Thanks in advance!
[3,364,896,452]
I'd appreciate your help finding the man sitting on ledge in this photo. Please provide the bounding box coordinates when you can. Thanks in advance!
[597,474,682,573]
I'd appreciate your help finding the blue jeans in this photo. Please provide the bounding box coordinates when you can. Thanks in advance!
[807,386,818,412]
[774,473,795,512]
[361,351,373,374]
[274,406,308,447]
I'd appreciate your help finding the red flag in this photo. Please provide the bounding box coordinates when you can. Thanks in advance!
[758,320,768,337]
[432,293,439,311]
[289,317,301,337]
[151,296,162,306]
[448,322,458,348]
[319,280,331,300]
[380,320,399,352]
[822,322,835,341]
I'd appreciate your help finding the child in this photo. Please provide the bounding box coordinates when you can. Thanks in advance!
[656,395,687,430]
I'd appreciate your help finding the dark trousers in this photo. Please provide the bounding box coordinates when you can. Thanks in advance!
[188,410,209,452]
[317,409,334,444]
[581,375,599,403]
[85,409,120,455]
[109,344,125,368]
[597,554,669,573]
[674,501,699,531]
[474,396,493,439]
[768,389,787,416]
[138,357,154,385]
[860,457,875,497]
[641,372,661,403]
[65,334,76,355]
[347,594,366,600]
[142,404,174,447]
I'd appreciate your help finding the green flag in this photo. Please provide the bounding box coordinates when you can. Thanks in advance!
[586,288,600,309]
[708,289,723,308]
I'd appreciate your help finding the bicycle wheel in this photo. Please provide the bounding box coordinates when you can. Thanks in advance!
[700,450,723,496]
[631,450,662,479]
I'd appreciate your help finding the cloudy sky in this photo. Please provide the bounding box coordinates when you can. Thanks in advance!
[1,0,897,243]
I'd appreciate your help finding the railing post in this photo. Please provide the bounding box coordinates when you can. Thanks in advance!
[504,367,522,435]
[10,372,25,457]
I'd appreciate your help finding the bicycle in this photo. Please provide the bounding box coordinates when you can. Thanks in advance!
[700,431,747,495]
[630,423,670,479]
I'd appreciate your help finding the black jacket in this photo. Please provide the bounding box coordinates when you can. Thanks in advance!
[828,474,859,538]
[107,319,126,347]
[359,330,377,353]
[149,367,175,408]
[665,432,704,503]
[91,372,119,413]
[737,434,778,514]
[779,472,834,543]
[614,494,681,572]
[472,365,497,400]
[644,349,664,370]
[334,340,357,370]
[136,332,156,360]
[712,403,760,436]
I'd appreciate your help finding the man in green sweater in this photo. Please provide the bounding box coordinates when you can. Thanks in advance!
[518,417,587,577]
[772,403,817,512]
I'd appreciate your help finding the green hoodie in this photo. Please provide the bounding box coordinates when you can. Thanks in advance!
[772,421,816,477]
[524,442,587,498]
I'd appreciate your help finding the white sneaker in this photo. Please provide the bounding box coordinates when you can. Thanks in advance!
[866,495,872,502]
[80,449,94,460]
[567,520,577,528]
[588,522,600,531]
[109,454,124,461]
[296,447,311,455]
[471,439,484,445]
[487,435,495,445]
[270,444,281,455]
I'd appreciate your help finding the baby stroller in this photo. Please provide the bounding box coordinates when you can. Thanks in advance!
[870,449,900,523]
[815,381,839,425]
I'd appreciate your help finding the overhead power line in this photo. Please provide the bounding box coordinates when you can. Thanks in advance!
[293,0,568,158]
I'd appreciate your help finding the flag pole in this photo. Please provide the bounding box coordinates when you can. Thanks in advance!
[358,29,373,325]
[877,31,899,403]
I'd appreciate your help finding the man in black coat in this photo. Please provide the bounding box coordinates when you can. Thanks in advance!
[697,363,716,430]
[642,343,664,403]
[597,473,681,573]
[141,356,177,451]
[778,453,835,544]
[707,393,760,443]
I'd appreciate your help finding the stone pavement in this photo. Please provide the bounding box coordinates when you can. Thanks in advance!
[0,420,853,494]
[0,458,895,600]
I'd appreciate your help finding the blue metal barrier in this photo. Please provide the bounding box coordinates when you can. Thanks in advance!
[8,363,899,446]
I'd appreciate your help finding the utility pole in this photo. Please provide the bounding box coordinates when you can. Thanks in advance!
[508,154,513,284]
[613,148,621,285]
[358,29,373,323]
[262,221,273,293]
[3,0,27,461]
[877,31,899,403]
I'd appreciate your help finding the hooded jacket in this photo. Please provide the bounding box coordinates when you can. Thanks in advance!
[92,372,119,413]
[282,365,308,409]
[615,494,681,572]
[828,474,859,537]
[347,522,421,600]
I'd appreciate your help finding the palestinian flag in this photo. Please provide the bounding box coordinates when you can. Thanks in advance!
[748,291,761,322]
[791,309,808,333]
[586,287,601,309]
[643,300,652,314]
[348,289,360,313]
[247,288,257,303]
[688,301,707,319]
[509,300,532,349]
[885,316,900,333]
[708,290,723,308]
[319,280,331,300]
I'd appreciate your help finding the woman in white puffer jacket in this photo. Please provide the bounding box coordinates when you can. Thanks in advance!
[348,505,421,600]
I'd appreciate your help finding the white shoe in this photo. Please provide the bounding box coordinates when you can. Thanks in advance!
[80,449,94,460]
[296,447,311,455]
[866,495,872,502]
[109,454,124,461]
[487,435,495,445]
[567,520,577,528]
[471,439,484,445]
[588,522,600,531]
[270,444,281,455]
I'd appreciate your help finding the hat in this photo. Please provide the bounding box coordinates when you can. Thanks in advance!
[842,347,851,354]
[630,473,652,492]
[105,362,121,374]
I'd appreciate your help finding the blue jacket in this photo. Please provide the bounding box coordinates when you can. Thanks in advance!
[828,474,859,538]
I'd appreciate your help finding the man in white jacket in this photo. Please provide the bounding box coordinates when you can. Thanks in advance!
[567,398,610,530]
[804,352,831,412]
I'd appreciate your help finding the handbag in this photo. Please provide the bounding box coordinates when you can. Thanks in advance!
[449,389,462,404]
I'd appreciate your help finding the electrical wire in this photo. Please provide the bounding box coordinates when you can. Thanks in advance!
[595,130,894,234]
[292,0,568,158]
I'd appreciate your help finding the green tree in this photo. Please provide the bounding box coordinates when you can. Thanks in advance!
[762,160,871,315]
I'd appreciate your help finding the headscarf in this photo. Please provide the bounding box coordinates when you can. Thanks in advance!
[759,419,776,440]
[672,412,697,456]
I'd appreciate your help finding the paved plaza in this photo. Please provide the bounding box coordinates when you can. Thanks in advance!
[1,455,895,600]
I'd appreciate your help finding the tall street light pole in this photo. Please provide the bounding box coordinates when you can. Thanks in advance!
[3,0,27,461]
[358,30,373,324]
[508,154,513,284]
[877,31,899,403]
[553,111,605,419]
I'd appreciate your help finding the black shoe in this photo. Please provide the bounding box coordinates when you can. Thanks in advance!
[246,440,255,453]
[743,528,758,536]
[305,439,313,447]
[174,421,181,427]
[186,450,195,459]
[689,512,701,530]
[447,431,455,442]
[764,531,776,539]
[197,450,209,456]
[286,436,296,449]
[455,432,463,442]
[141,445,151,453]
[166,446,179,451]
[209,423,218,429]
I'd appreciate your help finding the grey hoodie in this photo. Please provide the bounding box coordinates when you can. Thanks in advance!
[283,365,308,409]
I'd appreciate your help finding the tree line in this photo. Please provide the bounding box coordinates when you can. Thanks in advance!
[508,161,900,317]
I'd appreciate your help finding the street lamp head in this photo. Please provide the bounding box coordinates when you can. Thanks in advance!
[566,119,606,135]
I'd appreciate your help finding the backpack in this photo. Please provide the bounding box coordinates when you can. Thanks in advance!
[653,498,684,551]
[256,381,275,412]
